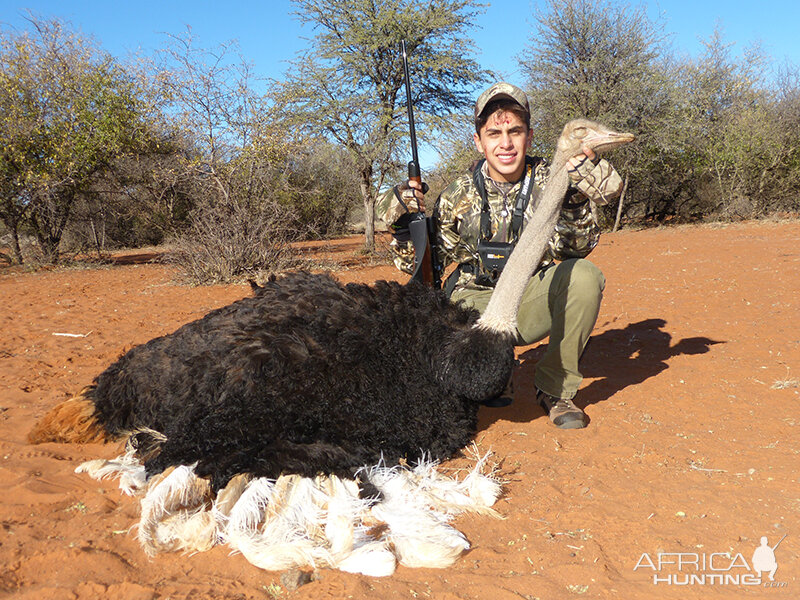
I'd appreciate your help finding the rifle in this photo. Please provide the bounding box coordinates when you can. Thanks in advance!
[400,40,442,289]
[772,534,786,551]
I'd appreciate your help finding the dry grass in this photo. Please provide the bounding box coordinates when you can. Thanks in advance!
[771,378,800,390]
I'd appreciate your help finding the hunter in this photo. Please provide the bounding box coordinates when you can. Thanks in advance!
[377,82,625,429]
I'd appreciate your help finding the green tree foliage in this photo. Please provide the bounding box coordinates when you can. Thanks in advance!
[63,141,196,256]
[276,0,489,250]
[0,17,153,263]
[3,5,798,273]
[519,0,800,225]
[282,140,360,237]
[519,0,677,225]
[676,35,800,218]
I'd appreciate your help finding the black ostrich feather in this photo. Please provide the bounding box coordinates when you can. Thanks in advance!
[89,272,515,490]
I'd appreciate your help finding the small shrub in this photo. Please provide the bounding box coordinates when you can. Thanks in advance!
[168,198,300,285]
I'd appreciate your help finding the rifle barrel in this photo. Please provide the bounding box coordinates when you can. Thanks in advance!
[400,40,420,177]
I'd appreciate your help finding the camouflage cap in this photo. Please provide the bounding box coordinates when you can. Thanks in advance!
[474,82,530,126]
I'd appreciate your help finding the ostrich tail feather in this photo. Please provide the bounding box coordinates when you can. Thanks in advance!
[335,540,397,576]
[28,387,109,444]
[76,447,146,495]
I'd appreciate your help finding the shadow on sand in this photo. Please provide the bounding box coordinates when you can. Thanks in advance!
[478,318,724,428]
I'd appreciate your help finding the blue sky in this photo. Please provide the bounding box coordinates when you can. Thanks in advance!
[3,0,799,82]
[2,0,798,165]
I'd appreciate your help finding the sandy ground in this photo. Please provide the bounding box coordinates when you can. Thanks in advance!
[1,221,798,600]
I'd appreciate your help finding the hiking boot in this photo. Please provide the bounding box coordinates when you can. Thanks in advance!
[537,390,587,429]
[481,377,513,408]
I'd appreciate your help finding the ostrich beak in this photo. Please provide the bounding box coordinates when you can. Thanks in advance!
[583,128,635,154]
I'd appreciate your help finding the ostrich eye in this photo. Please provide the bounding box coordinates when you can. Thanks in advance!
[573,126,587,138]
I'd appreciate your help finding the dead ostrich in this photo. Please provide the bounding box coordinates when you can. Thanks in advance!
[30,119,634,575]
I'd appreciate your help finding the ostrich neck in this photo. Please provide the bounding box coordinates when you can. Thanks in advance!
[476,152,571,335]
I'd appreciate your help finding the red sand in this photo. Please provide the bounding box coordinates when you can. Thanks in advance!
[1,222,798,599]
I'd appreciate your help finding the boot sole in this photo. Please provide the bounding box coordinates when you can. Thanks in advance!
[539,400,587,429]
[553,418,587,429]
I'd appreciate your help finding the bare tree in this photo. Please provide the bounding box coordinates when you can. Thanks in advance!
[677,33,800,218]
[518,0,674,226]
[150,31,364,282]
[521,0,667,129]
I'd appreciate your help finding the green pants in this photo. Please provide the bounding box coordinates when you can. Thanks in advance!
[450,258,605,400]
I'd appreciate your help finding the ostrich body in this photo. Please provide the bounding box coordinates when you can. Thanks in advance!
[31,119,634,495]
[94,273,507,491]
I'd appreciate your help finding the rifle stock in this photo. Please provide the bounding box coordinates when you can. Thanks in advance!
[408,214,433,284]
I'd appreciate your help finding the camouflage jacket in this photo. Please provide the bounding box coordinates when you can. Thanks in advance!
[378,156,615,293]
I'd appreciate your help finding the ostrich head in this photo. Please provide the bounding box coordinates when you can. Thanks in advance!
[556,118,636,157]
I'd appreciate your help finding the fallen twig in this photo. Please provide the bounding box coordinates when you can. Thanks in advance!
[689,463,726,473]
[52,331,93,338]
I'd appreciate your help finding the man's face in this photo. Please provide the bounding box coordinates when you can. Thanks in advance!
[473,109,533,183]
